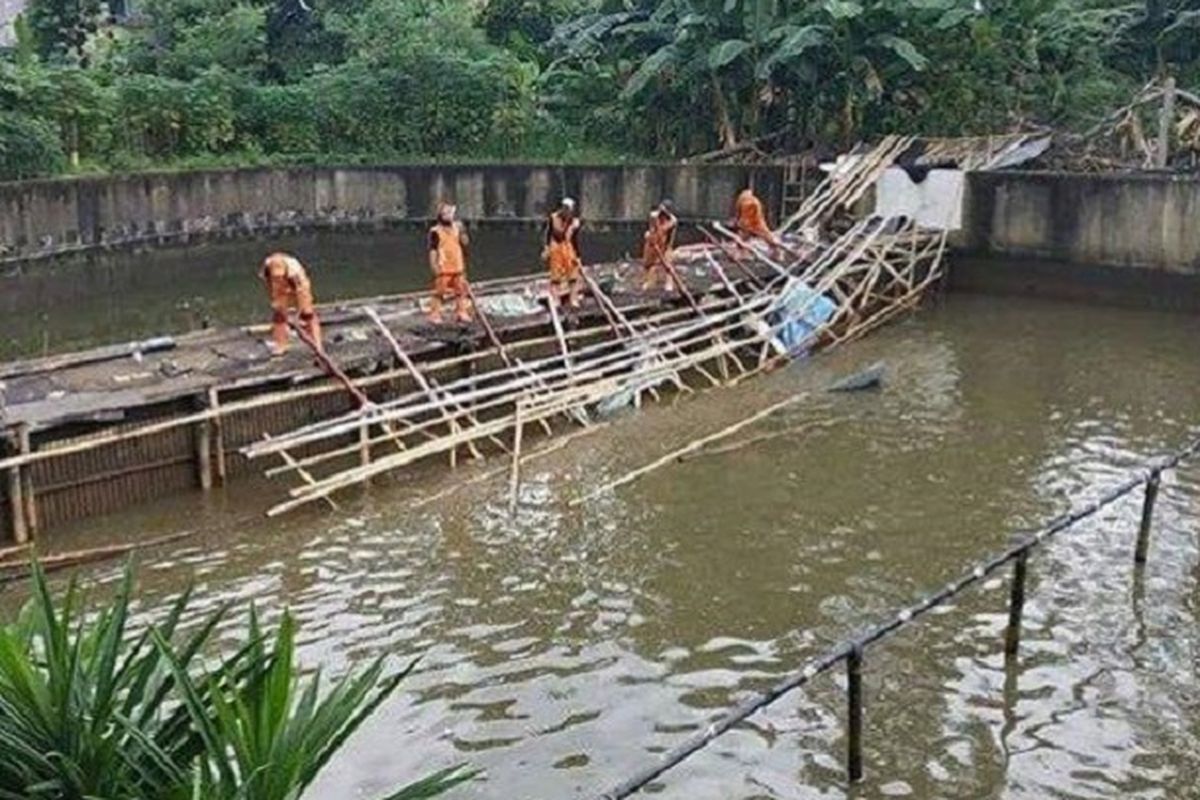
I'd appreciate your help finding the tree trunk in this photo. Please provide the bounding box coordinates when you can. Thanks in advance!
[712,73,738,150]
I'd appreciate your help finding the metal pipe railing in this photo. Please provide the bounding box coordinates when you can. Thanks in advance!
[597,435,1200,800]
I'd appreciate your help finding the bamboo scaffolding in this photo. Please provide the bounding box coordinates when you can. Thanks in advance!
[263,306,795,514]
[246,291,767,459]
[361,306,490,461]
[234,160,949,516]
[259,302,777,490]
[249,301,760,478]
[248,214,940,506]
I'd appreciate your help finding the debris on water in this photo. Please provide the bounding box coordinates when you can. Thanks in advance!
[828,361,886,392]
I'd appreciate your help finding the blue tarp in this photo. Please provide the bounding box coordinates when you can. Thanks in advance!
[771,282,838,355]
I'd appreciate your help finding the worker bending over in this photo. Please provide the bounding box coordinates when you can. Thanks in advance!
[641,199,678,293]
[733,187,780,247]
[261,252,322,355]
[428,202,472,324]
[543,197,583,308]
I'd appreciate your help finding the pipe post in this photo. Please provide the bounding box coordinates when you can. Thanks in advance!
[1004,550,1028,658]
[1135,471,1160,566]
[846,644,864,784]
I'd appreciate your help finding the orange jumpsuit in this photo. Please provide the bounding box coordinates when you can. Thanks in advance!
[642,209,677,290]
[262,252,321,353]
[545,210,582,284]
[734,189,778,245]
[429,221,471,322]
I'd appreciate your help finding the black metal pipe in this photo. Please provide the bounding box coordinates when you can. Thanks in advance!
[1135,471,1161,565]
[592,440,1200,800]
[1004,551,1028,658]
[847,644,864,783]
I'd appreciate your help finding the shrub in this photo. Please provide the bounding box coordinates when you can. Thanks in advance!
[0,561,476,799]
[0,111,66,179]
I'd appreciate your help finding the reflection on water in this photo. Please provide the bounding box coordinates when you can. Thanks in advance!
[0,228,636,359]
[3,292,1199,800]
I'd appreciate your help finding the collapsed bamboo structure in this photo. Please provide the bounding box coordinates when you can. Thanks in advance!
[241,138,950,515]
[0,136,956,535]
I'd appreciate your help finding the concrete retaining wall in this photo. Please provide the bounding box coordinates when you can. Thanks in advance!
[958,171,1200,310]
[0,164,784,263]
[962,171,1200,272]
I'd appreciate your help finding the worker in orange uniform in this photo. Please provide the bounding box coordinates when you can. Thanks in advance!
[428,202,472,324]
[733,187,780,247]
[641,199,678,293]
[543,197,583,308]
[261,252,322,355]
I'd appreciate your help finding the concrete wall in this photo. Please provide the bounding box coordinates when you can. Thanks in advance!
[962,171,1200,272]
[958,171,1200,310]
[0,164,784,263]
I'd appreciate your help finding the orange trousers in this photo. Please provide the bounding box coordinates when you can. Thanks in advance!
[271,284,322,352]
[430,272,471,321]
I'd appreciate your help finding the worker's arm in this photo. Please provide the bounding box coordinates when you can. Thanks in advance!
[428,229,440,275]
[458,222,469,249]
[568,218,582,260]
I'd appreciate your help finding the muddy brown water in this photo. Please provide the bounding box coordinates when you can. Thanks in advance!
[2,236,1200,800]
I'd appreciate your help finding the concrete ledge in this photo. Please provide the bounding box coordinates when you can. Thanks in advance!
[963,170,1200,274]
[0,164,785,265]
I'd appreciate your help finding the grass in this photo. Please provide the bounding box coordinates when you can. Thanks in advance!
[0,561,476,800]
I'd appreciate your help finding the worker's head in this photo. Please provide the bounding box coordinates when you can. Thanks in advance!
[437,202,457,223]
[659,199,675,215]
[560,197,577,217]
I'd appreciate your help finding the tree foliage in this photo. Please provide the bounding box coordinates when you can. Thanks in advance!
[0,0,1198,179]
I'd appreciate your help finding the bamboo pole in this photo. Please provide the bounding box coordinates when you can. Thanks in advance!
[265,434,340,512]
[546,291,575,379]
[193,396,213,492]
[16,424,38,536]
[410,422,605,510]
[509,400,525,512]
[0,529,199,582]
[362,306,488,461]
[208,387,227,486]
[568,392,808,506]
[4,432,27,544]
[678,419,836,462]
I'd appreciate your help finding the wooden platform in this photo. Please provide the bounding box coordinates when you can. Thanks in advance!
[0,253,775,539]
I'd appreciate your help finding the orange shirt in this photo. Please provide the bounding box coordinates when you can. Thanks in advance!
[735,189,771,237]
[642,210,677,267]
[430,222,466,275]
[263,253,310,298]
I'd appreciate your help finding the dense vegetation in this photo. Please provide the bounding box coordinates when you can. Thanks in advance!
[0,0,1198,179]
[0,562,474,799]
